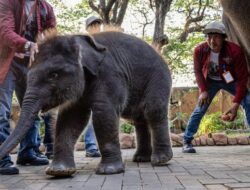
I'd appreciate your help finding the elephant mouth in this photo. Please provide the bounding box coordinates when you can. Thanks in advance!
[41,106,51,113]
[41,101,56,113]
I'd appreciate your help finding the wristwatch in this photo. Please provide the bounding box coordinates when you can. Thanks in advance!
[24,41,31,52]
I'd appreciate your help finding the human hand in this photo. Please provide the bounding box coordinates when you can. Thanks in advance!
[29,42,39,65]
[24,41,39,66]
[14,53,25,59]
[198,91,209,107]
[221,103,240,121]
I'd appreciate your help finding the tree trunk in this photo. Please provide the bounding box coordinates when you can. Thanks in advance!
[152,0,173,52]
[88,0,129,27]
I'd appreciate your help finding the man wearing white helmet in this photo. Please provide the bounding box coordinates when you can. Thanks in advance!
[182,21,250,153]
[85,16,102,34]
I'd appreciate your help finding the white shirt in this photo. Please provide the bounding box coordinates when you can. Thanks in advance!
[208,51,222,81]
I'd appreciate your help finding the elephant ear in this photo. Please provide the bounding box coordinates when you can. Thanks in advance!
[79,35,106,76]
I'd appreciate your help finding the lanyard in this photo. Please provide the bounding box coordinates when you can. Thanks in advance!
[20,0,42,36]
[25,1,37,27]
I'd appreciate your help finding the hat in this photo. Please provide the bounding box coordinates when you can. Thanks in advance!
[85,16,102,29]
[203,21,227,36]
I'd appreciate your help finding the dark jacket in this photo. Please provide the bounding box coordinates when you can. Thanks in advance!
[194,41,249,103]
[0,0,56,84]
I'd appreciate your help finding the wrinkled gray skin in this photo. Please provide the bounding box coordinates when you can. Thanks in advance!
[221,0,250,67]
[0,32,172,177]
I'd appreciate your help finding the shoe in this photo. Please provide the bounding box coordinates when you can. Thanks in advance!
[35,150,47,159]
[182,142,196,153]
[16,154,49,166]
[0,160,19,175]
[86,149,101,157]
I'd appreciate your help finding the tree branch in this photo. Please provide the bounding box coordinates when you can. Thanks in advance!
[178,0,208,42]
[116,0,129,26]
[111,1,119,23]
[88,0,100,14]
[106,0,117,13]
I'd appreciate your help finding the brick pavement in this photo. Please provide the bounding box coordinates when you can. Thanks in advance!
[1,146,250,190]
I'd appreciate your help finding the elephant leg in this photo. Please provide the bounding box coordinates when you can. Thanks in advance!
[46,103,90,177]
[144,101,173,166]
[92,102,124,175]
[132,118,152,162]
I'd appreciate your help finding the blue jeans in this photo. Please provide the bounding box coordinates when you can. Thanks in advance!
[0,71,15,164]
[184,79,250,143]
[39,112,53,151]
[84,118,98,151]
[0,60,41,165]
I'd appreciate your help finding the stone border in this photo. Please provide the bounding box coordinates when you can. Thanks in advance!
[171,132,250,147]
[11,132,250,154]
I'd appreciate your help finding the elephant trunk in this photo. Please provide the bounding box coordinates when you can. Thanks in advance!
[0,88,41,159]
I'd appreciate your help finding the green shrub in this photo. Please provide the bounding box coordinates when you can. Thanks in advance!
[120,122,135,134]
[39,118,45,139]
[196,111,246,137]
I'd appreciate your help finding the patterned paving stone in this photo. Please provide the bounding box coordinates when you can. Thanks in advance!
[1,146,250,189]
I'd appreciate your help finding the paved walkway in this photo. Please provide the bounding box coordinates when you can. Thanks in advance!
[1,146,250,190]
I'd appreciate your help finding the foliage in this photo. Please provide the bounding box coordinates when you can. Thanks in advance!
[196,111,246,137]
[163,33,204,74]
[171,0,221,30]
[39,121,45,139]
[48,0,92,33]
[120,122,135,134]
[173,0,220,20]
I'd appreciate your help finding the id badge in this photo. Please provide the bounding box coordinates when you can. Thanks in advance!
[222,71,234,83]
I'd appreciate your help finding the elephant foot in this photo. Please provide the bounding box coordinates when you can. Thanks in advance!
[96,160,124,175]
[151,149,173,166]
[133,152,151,162]
[45,163,76,177]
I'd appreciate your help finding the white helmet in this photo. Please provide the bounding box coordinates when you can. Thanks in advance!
[85,16,103,29]
[203,21,227,36]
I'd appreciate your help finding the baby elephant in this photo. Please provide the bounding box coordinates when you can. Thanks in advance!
[0,31,173,177]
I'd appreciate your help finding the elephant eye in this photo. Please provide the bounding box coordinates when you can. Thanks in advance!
[48,72,59,80]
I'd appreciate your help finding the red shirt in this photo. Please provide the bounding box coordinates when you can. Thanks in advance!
[0,0,56,84]
[194,41,249,103]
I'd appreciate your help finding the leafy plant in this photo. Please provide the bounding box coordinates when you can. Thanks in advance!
[120,122,135,134]
[163,34,204,74]
[39,121,45,139]
[48,0,92,33]
[196,111,246,137]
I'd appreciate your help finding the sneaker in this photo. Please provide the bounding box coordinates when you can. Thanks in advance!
[0,160,19,175]
[16,154,49,166]
[86,149,101,157]
[182,142,196,153]
[35,150,47,159]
